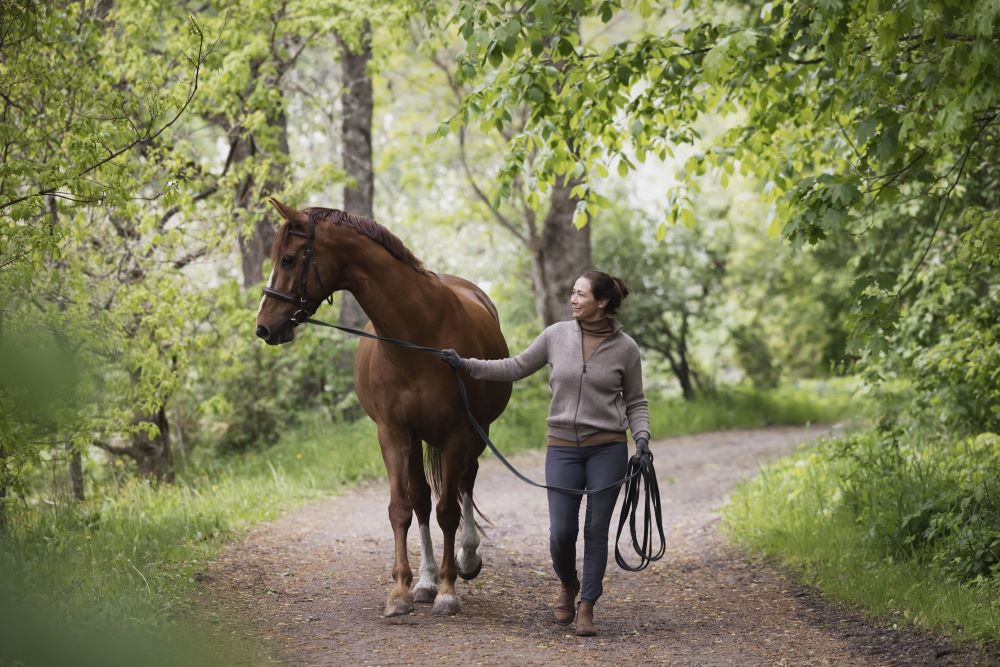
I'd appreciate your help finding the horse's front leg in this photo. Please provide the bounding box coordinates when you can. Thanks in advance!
[408,439,438,603]
[377,424,415,617]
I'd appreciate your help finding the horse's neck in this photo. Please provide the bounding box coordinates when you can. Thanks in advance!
[343,249,451,341]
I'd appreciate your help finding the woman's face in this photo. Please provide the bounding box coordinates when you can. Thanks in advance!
[570,277,608,322]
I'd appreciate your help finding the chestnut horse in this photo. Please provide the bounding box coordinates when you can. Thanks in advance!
[255,199,512,617]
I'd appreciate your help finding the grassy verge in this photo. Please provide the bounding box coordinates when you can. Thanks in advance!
[1,417,384,665]
[2,377,856,664]
[649,377,856,437]
[723,432,1000,642]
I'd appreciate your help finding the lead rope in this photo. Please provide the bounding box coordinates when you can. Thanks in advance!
[301,316,666,570]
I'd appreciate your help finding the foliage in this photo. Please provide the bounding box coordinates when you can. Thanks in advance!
[649,378,857,437]
[1,0,216,500]
[0,414,383,637]
[0,0,416,499]
[881,211,1000,438]
[443,0,999,370]
[725,429,1000,640]
[593,198,729,399]
[729,324,780,390]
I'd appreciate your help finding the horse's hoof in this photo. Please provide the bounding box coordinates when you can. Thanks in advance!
[412,583,438,603]
[457,556,483,581]
[383,598,414,617]
[431,593,461,616]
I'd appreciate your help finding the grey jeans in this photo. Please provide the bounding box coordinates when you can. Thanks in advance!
[545,441,628,603]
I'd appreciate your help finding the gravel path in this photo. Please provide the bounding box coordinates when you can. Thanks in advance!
[200,425,996,666]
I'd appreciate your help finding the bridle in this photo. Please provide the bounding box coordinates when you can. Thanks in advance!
[261,213,333,325]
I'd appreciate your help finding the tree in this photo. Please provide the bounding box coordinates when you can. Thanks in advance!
[444,0,1000,435]
[337,19,375,328]
[447,0,997,323]
[0,1,211,511]
[595,203,729,399]
[418,26,590,326]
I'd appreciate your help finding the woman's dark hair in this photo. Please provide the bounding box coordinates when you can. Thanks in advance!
[580,270,630,315]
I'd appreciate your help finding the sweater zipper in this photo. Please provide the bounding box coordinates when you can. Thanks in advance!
[575,325,619,446]
[574,329,586,445]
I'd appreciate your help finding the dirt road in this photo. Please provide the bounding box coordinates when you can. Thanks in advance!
[202,426,995,665]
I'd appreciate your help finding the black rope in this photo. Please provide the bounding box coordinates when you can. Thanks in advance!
[614,451,666,571]
[301,316,666,570]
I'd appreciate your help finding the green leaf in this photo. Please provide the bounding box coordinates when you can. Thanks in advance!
[488,44,503,68]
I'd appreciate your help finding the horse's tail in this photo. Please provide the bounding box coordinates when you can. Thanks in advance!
[423,443,493,533]
[425,443,444,500]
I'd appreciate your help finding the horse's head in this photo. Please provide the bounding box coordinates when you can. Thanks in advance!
[255,198,336,345]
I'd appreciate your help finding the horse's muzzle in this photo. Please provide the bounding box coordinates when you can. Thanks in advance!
[256,323,295,345]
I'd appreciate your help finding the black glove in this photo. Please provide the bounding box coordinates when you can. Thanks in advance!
[635,436,650,458]
[440,349,466,372]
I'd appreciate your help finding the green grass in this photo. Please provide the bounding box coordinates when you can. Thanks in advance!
[484,376,858,457]
[723,438,1000,642]
[649,377,856,437]
[1,416,384,665]
[1,377,857,665]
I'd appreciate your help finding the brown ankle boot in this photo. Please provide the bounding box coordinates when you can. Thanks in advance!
[575,600,596,636]
[552,578,580,624]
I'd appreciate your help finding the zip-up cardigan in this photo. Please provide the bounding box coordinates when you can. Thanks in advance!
[463,319,651,446]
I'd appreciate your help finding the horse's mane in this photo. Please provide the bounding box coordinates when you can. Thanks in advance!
[287,207,431,276]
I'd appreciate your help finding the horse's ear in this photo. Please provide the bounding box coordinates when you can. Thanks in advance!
[268,197,306,225]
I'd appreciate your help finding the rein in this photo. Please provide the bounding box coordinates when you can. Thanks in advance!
[297,315,666,572]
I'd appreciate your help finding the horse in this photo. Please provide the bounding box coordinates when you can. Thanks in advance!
[254,198,513,617]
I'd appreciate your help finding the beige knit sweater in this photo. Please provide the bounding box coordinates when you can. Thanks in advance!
[463,319,651,446]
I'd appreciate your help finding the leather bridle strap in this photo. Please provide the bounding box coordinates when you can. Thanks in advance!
[261,215,331,324]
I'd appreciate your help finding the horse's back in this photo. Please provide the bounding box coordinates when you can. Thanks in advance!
[437,273,501,324]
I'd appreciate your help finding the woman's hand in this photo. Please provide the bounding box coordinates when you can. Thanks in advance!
[440,349,466,372]
[635,436,650,458]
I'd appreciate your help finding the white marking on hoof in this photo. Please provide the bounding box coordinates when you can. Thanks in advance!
[383,598,414,618]
[431,593,461,616]
[456,547,482,581]
[413,582,438,603]
[412,522,439,602]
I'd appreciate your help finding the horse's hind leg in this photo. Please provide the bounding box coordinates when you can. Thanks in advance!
[431,440,466,616]
[377,423,415,617]
[457,455,483,581]
[408,441,438,603]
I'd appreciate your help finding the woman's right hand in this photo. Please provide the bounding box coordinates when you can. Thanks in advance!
[440,349,466,371]
[635,436,650,458]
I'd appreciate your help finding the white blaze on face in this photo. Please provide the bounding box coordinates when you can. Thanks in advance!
[257,265,276,317]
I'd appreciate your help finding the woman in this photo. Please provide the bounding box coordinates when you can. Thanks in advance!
[441,270,650,637]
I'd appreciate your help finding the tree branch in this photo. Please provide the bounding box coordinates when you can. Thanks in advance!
[0,18,209,211]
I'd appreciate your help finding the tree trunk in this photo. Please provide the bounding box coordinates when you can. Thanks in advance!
[337,21,374,329]
[67,446,85,501]
[236,107,289,288]
[675,353,696,401]
[531,176,591,326]
[131,406,173,481]
[0,447,7,535]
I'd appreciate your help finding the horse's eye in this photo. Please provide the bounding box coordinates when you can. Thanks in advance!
[280,255,295,268]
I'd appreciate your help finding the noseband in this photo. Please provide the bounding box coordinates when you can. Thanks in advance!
[261,213,333,325]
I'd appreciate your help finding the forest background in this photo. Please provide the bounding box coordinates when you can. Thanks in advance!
[1,0,998,662]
